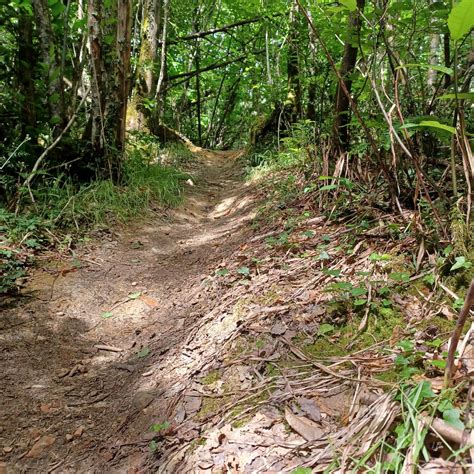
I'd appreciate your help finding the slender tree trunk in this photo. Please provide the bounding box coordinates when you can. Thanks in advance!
[87,0,106,153]
[287,0,302,123]
[195,40,203,146]
[306,9,317,121]
[154,0,169,125]
[444,32,451,88]
[17,15,36,136]
[333,0,365,152]
[427,33,440,92]
[115,0,132,150]
[31,0,65,127]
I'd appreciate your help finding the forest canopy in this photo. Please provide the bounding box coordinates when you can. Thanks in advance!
[0,0,473,246]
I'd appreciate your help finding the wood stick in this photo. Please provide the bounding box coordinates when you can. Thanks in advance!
[445,280,474,387]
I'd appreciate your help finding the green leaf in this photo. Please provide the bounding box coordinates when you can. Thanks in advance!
[351,287,367,297]
[448,0,474,40]
[101,311,114,319]
[396,63,453,75]
[389,272,410,283]
[291,469,312,474]
[237,266,250,276]
[324,268,342,277]
[450,256,472,271]
[339,0,357,11]
[443,408,465,431]
[215,268,229,276]
[418,381,436,400]
[454,298,465,310]
[150,421,170,432]
[354,298,367,306]
[397,340,414,352]
[419,121,456,134]
[330,281,353,291]
[369,252,392,261]
[430,359,446,369]
[318,250,330,260]
[318,323,335,336]
[137,347,150,358]
[438,92,474,101]
[319,184,338,191]
[128,291,142,300]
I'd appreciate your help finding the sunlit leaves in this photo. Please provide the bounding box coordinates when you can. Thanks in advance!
[448,0,474,40]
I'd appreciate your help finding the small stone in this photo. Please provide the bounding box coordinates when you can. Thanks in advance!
[73,426,85,439]
[131,281,138,286]
[2,447,13,454]
[65,434,73,442]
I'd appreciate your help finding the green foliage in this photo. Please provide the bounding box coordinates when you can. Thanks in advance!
[0,248,27,293]
[1,138,187,292]
[448,0,474,40]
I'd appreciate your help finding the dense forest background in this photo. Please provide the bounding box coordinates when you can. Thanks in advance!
[0,0,473,286]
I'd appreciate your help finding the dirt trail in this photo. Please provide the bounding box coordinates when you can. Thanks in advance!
[0,149,257,472]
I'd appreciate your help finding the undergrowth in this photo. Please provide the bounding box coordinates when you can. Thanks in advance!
[244,120,474,471]
[1,136,190,293]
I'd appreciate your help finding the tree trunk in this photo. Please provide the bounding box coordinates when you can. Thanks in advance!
[128,0,162,131]
[17,15,36,136]
[31,0,65,127]
[87,0,106,153]
[115,0,132,151]
[333,0,365,152]
[287,0,302,123]
[427,34,440,92]
[154,0,169,126]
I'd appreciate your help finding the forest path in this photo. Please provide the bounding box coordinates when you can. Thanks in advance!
[0,148,258,472]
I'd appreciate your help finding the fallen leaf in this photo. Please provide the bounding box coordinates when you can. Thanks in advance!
[25,435,56,458]
[184,395,202,414]
[271,322,287,336]
[140,295,159,307]
[284,407,324,441]
[128,292,142,300]
[101,311,114,319]
[136,347,150,358]
[133,391,155,410]
[297,397,321,422]
[174,404,186,424]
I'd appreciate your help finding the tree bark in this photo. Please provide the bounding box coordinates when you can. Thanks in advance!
[333,0,365,152]
[287,0,302,123]
[17,15,36,136]
[115,0,132,150]
[87,0,106,153]
[154,0,169,126]
[31,0,65,127]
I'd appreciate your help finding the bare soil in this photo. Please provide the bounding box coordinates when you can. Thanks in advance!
[0,149,257,473]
